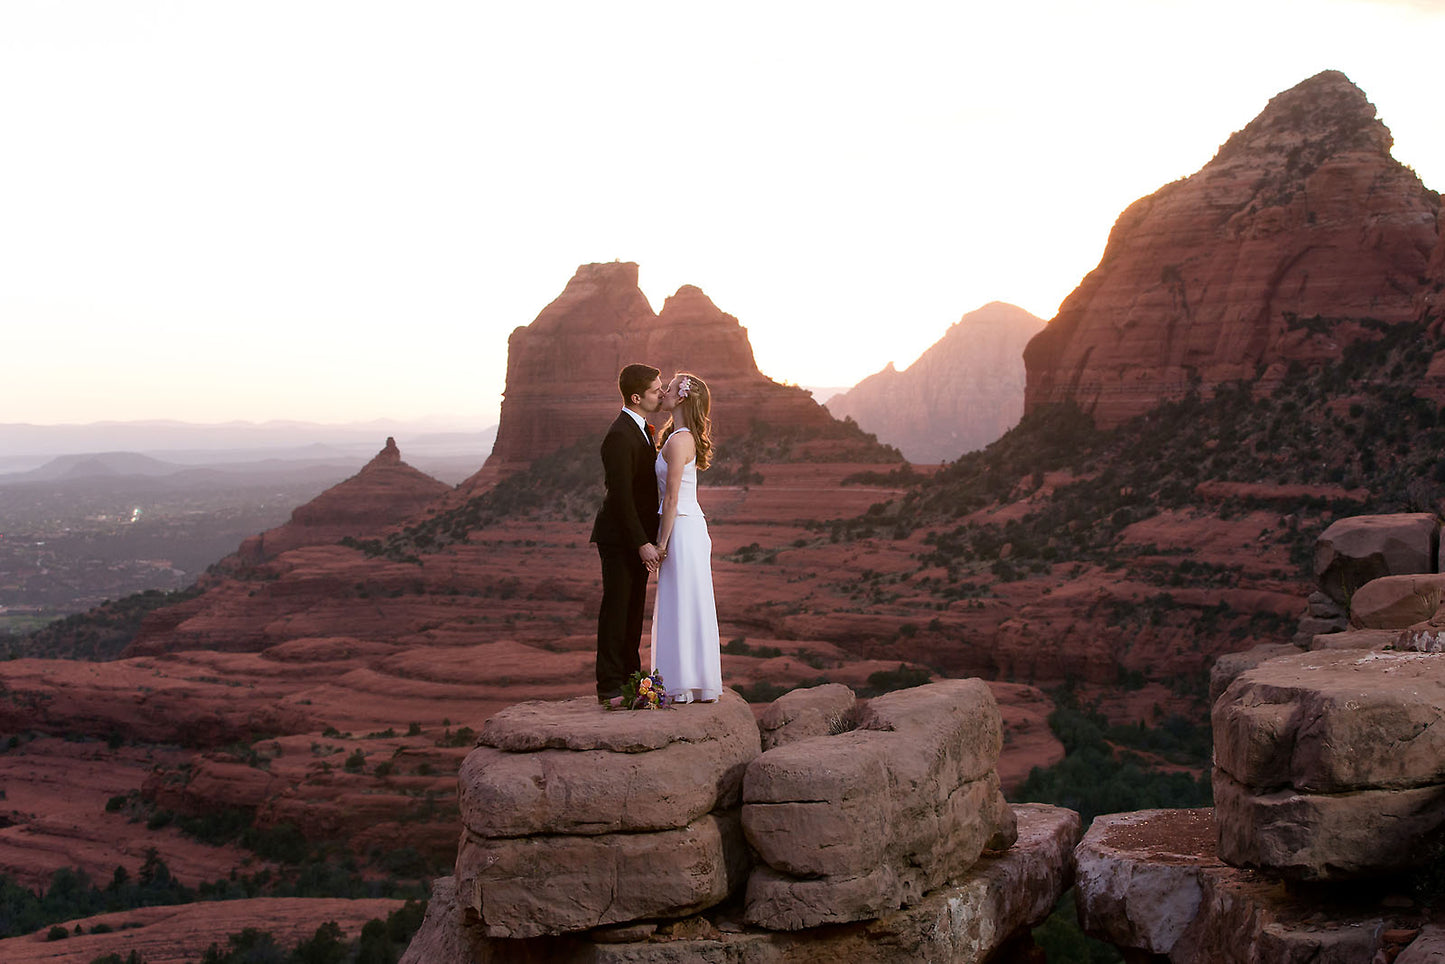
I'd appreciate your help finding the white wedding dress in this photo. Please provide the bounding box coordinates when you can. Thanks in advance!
[650,429,722,703]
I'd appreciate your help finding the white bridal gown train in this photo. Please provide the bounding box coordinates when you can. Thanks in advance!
[650,429,722,703]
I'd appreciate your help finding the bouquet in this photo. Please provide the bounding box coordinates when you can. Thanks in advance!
[615,669,669,710]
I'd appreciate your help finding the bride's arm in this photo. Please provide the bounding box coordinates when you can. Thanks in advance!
[656,433,695,555]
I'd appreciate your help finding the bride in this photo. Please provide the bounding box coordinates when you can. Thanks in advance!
[650,372,722,704]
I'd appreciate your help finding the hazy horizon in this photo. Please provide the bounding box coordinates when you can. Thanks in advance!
[4,0,1442,427]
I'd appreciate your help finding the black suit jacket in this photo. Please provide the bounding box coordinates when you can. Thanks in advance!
[589,412,659,549]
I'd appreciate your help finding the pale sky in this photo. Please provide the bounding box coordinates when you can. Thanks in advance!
[3,0,1442,427]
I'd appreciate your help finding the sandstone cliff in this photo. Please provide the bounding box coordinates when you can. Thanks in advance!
[1024,70,1441,427]
[825,302,1045,463]
[474,262,841,483]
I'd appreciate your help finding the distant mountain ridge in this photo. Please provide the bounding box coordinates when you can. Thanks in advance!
[825,302,1045,463]
[0,420,497,475]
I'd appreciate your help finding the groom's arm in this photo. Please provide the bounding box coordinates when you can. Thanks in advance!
[601,429,649,550]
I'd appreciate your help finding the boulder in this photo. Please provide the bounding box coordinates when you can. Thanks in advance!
[455,812,750,939]
[1292,615,1346,641]
[1075,808,1426,964]
[1305,591,1346,618]
[742,679,1018,930]
[1397,925,1445,964]
[1315,513,1440,607]
[1075,809,1221,957]
[454,694,761,937]
[1213,770,1445,881]
[1215,650,1445,793]
[397,877,482,964]
[1213,649,1445,879]
[757,682,856,751]
[406,804,1080,964]
[1349,573,1445,629]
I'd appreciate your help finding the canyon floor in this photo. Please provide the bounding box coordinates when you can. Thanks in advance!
[0,458,1311,957]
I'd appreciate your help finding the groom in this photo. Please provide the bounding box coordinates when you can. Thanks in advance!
[590,363,664,704]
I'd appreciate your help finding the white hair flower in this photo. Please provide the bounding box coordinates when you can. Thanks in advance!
[677,376,692,400]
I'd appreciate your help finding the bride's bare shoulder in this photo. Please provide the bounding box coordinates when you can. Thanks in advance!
[663,429,696,459]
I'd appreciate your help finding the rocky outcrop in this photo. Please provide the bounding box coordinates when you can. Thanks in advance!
[825,302,1045,462]
[407,804,1078,964]
[1075,808,1438,963]
[423,681,1068,962]
[1212,649,1445,880]
[1024,70,1441,428]
[743,679,1017,930]
[231,437,450,564]
[455,693,758,938]
[477,263,847,481]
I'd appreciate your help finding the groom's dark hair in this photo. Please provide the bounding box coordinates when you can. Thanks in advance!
[618,364,661,404]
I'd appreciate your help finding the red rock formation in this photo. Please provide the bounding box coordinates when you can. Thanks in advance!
[1025,70,1441,428]
[233,437,450,563]
[473,263,841,484]
[825,302,1045,462]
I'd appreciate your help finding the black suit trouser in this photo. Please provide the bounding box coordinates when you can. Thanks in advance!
[596,543,647,697]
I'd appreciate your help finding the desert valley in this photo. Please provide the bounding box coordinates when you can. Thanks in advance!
[2,69,1445,962]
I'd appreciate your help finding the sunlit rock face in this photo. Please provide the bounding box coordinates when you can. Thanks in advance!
[825,302,1045,463]
[1024,70,1441,428]
[480,262,838,479]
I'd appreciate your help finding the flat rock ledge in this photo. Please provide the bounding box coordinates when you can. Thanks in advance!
[405,803,1079,964]
[1213,649,1445,880]
[1075,808,1443,964]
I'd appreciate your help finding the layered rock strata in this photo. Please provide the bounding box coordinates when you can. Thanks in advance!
[479,262,844,480]
[742,678,1018,929]
[454,693,759,938]
[1024,70,1441,428]
[1212,648,1445,880]
[419,681,1064,962]
[405,804,1078,964]
[1075,808,1438,963]
[825,302,1045,462]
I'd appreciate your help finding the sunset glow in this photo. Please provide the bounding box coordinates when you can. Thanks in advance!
[2,0,1442,426]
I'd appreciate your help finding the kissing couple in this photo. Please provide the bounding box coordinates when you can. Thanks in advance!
[589,364,722,708]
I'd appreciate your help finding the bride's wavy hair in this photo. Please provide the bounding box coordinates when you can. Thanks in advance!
[659,372,713,470]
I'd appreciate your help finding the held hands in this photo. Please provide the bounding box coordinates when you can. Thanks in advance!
[639,542,668,573]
